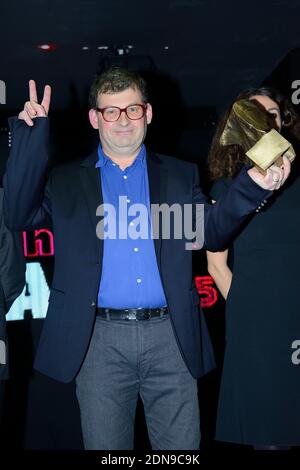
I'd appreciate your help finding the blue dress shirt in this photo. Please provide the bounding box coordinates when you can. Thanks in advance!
[96,144,167,308]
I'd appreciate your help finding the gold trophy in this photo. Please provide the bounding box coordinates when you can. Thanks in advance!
[220,99,295,174]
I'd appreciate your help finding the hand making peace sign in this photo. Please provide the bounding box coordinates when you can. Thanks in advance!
[18,80,51,126]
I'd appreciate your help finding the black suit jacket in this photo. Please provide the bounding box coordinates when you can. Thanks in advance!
[3,118,270,383]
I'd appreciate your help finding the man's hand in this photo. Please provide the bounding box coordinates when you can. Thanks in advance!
[18,80,51,126]
[247,156,291,191]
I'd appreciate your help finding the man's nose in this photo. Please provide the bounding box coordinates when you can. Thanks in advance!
[118,110,130,125]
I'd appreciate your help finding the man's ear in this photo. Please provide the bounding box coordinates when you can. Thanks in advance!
[89,109,99,129]
[146,103,153,125]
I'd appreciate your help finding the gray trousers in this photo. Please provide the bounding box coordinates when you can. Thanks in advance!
[75,314,200,450]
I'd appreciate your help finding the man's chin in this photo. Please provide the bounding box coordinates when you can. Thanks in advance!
[115,141,140,152]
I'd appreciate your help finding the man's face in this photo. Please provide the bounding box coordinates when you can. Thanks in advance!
[89,87,153,159]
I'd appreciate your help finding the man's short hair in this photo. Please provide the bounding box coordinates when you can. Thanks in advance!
[89,67,148,109]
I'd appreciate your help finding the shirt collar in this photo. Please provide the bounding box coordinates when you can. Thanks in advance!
[95,144,146,169]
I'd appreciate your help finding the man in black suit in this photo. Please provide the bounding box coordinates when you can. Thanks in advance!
[3,68,290,449]
[0,187,25,419]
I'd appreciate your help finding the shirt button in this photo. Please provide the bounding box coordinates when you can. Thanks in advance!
[127,198,131,203]
[137,278,142,283]
[123,175,128,180]
[134,247,139,252]
[129,222,134,226]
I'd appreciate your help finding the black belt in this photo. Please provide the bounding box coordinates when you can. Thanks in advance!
[96,307,168,321]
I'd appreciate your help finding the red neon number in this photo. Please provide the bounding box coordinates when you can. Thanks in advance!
[195,275,218,308]
[23,229,54,257]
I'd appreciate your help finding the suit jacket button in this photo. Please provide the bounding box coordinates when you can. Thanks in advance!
[91,301,96,307]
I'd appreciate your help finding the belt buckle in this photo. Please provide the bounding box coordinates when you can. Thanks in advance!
[127,310,137,321]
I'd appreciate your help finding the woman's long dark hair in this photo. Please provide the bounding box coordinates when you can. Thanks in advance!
[208,87,299,180]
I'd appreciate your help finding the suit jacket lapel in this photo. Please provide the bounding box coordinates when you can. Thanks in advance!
[79,150,103,261]
[147,151,168,273]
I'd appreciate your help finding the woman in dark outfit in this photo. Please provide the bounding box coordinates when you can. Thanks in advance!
[207,87,300,449]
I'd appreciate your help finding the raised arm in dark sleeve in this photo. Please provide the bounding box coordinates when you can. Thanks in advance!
[192,163,271,252]
[3,117,52,231]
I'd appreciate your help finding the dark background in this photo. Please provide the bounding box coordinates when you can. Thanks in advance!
[1,0,300,455]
